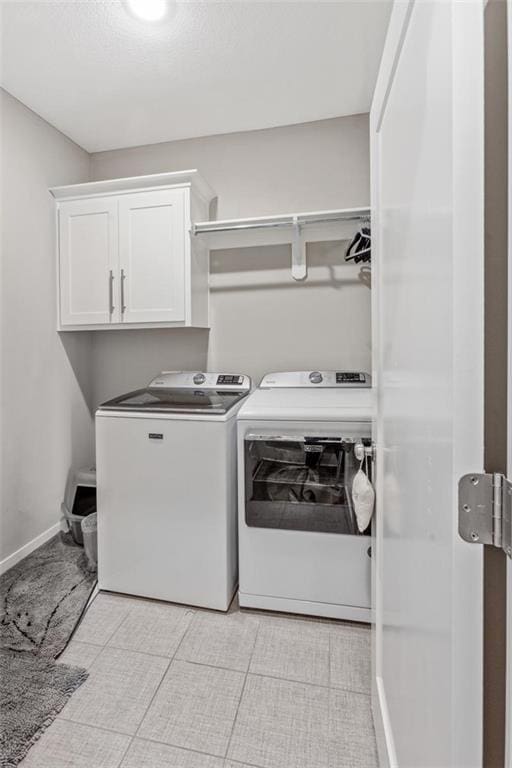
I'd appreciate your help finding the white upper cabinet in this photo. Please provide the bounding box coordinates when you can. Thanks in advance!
[51,171,215,331]
[118,189,185,324]
[59,197,118,326]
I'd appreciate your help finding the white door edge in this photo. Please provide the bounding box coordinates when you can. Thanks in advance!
[372,675,398,768]
[370,7,412,765]
[370,6,413,765]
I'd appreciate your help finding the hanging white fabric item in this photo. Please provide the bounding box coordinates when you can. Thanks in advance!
[352,454,375,533]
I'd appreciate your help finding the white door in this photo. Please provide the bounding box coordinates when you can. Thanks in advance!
[371,2,485,766]
[118,189,186,324]
[59,196,118,326]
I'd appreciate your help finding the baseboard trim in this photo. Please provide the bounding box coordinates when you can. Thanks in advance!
[372,674,398,768]
[0,521,61,575]
[239,592,371,623]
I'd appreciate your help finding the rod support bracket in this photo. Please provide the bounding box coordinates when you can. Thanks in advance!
[291,216,307,281]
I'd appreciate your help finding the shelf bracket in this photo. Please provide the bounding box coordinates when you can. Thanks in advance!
[291,216,307,281]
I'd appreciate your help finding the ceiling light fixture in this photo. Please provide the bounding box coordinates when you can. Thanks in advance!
[126,0,168,22]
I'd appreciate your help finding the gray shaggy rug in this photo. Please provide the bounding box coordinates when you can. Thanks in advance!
[0,650,88,768]
[0,533,96,659]
[0,533,96,766]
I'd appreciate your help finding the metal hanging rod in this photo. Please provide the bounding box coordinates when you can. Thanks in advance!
[192,209,370,236]
[191,207,370,282]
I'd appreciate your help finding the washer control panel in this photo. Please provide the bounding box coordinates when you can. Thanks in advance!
[260,371,371,388]
[149,372,251,390]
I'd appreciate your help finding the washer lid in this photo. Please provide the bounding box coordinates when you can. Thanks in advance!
[98,387,250,415]
[98,371,252,415]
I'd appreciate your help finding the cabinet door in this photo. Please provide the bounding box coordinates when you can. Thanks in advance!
[59,197,118,326]
[118,189,186,323]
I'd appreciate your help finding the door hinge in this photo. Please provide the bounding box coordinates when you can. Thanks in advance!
[458,473,512,558]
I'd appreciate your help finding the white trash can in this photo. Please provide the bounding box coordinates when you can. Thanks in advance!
[81,512,98,571]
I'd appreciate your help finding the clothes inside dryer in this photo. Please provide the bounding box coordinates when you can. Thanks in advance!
[244,436,368,535]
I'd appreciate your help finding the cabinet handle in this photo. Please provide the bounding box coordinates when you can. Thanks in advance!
[121,269,126,313]
[109,270,114,314]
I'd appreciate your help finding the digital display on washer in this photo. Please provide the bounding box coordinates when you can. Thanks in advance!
[217,375,243,386]
[336,372,365,383]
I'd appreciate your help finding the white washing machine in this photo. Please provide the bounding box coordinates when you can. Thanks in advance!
[96,371,251,611]
[237,371,373,622]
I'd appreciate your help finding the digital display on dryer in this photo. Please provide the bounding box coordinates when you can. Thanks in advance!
[336,372,365,383]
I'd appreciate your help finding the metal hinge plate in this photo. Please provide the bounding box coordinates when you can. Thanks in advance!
[458,473,512,558]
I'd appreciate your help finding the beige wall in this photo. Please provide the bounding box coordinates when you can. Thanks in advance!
[90,115,371,402]
[0,90,94,562]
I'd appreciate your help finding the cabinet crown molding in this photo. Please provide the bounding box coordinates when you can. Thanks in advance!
[50,169,216,206]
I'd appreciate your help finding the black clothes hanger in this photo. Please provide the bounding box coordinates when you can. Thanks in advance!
[346,225,371,264]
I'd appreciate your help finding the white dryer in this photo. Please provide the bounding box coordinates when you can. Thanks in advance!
[237,371,373,622]
[96,371,251,611]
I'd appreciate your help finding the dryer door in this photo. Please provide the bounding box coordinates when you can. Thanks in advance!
[244,434,371,535]
[238,427,373,619]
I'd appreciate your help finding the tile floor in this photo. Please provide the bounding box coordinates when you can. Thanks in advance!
[19,592,377,768]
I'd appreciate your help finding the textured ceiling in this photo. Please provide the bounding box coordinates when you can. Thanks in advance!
[1,1,392,153]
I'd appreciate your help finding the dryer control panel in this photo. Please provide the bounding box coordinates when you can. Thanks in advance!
[259,371,371,388]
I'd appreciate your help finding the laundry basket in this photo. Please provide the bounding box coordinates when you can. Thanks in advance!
[62,467,96,545]
[81,512,97,571]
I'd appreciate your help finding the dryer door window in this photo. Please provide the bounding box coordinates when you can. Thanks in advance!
[244,436,368,535]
